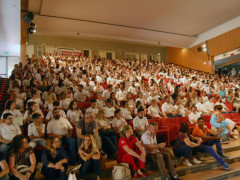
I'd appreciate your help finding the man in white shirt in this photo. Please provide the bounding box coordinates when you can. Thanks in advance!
[188,105,202,124]
[141,121,179,180]
[28,113,46,148]
[161,96,182,118]
[0,113,21,156]
[195,97,210,114]
[116,84,127,105]
[74,84,91,102]
[46,101,66,122]
[104,99,115,120]
[85,99,99,119]
[204,96,215,112]
[103,85,113,100]
[47,108,76,164]
[133,108,149,136]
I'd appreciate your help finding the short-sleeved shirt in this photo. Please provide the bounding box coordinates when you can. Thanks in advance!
[46,109,66,120]
[192,126,211,142]
[0,124,22,141]
[112,118,127,133]
[117,136,138,162]
[133,116,148,130]
[141,131,159,154]
[47,118,73,136]
[76,119,96,135]
[188,112,202,124]
[67,110,83,123]
[28,122,45,137]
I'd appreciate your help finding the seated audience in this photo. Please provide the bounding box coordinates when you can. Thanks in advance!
[76,112,102,150]
[173,122,202,167]
[95,110,117,158]
[103,99,115,121]
[117,125,147,178]
[192,117,230,170]
[112,109,127,134]
[188,105,202,124]
[1,100,23,126]
[0,113,21,156]
[28,113,46,148]
[78,135,101,180]
[67,100,83,124]
[120,101,133,121]
[195,96,210,114]
[85,99,99,119]
[24,102,44,124]
[47,108,76,164]
[133,108,149,136]
[147,99,163,119]
[162,96,182,118]
[45,101,66,122]
[9,135,36,180]
[141,121,180,180]
[41,137,69,180]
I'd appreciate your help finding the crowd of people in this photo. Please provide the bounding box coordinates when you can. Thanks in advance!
[0,53,239,180]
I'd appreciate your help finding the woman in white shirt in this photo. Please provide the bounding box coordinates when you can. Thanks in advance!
[96,92,106,109]
[41,86,57,103]
[112,109,127,134]
[147,99,163,118]
[60,92,72,111]
[95,109,117,158]
[67,100,83,124]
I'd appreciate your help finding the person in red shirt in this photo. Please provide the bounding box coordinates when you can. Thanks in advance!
[117,125,147,178]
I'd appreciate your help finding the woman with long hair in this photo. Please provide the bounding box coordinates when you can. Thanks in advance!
[78,134,101,180]
[117,125,147,178]
[41,137,69,180]
[67,100,83,124]
[24,102,44,124]
[173,122,202,167]
[9,135,36,180]
[95,109,117,158]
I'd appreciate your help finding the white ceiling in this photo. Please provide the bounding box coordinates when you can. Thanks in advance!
[28,0,240,47]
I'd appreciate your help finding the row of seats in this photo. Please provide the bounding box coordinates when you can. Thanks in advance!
[129,113,240,146]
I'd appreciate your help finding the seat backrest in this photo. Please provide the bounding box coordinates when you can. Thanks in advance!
[201,115,211,123]
[176,117,189,124]
[231,113,240,119]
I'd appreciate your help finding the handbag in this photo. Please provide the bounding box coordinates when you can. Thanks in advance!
[112,163,131,180]
[68,164,82,180]
[17,165,31,175]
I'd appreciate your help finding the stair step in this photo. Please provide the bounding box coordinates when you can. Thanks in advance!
[176,149,240,176]
[181,162,240,180]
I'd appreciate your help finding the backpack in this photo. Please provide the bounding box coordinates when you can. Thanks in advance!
[112,163,131,180]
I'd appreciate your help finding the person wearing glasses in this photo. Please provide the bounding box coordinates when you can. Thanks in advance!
[0,113,21,158]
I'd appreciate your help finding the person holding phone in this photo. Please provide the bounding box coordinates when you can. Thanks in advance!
[141,121,180,180]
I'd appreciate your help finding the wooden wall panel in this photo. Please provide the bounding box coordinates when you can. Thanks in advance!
[167,27,240,73]
[208,27,240,57]
[167,45,211,72]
